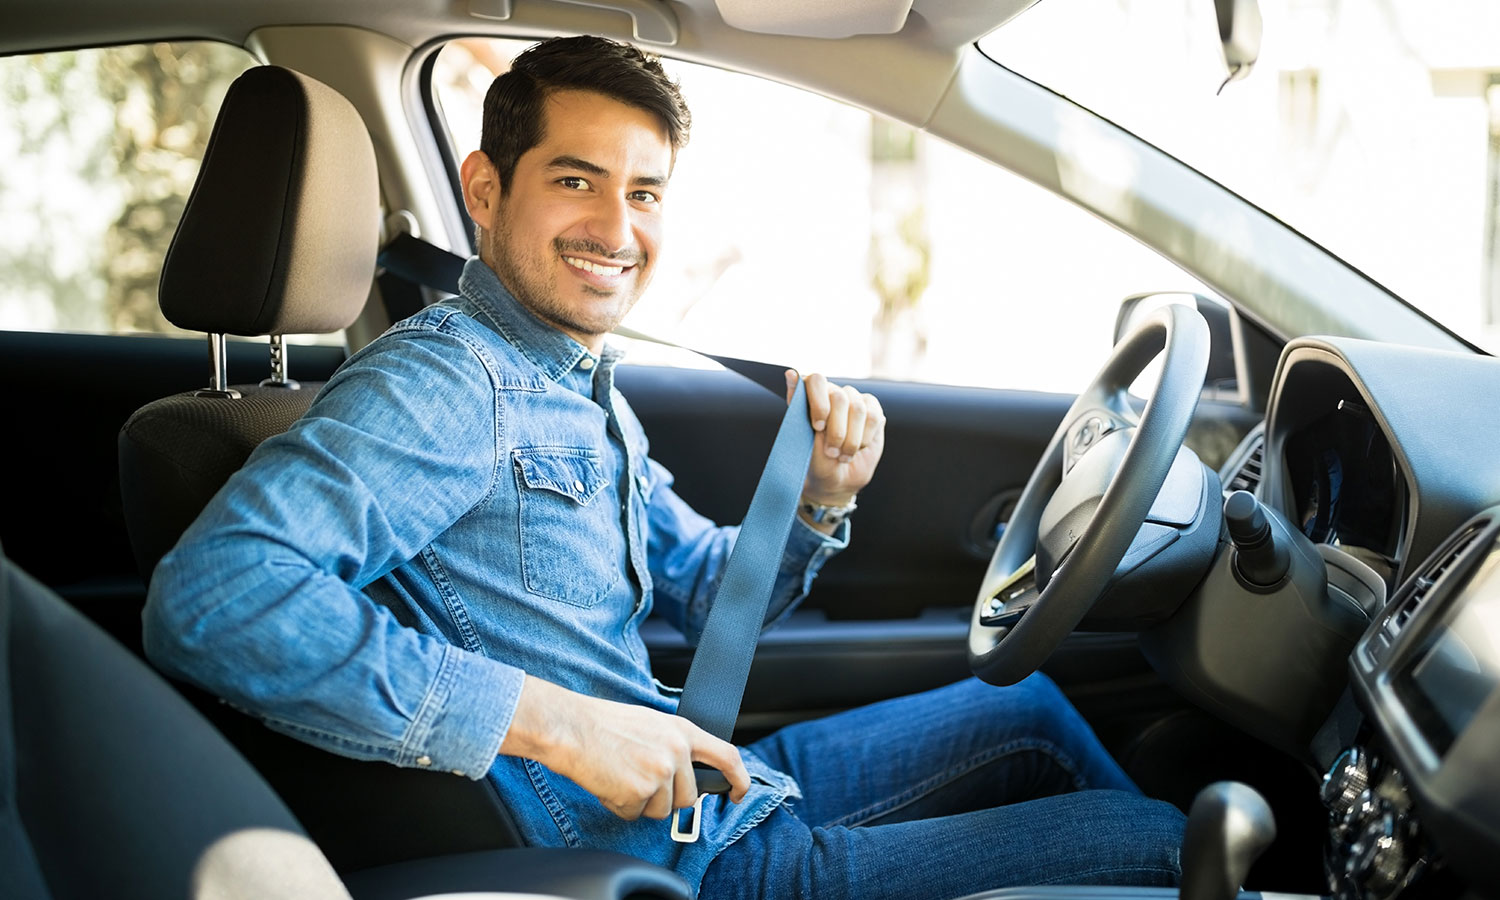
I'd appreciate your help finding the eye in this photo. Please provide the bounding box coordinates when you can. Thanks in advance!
[558,176,591,190]
[629,190,660,204]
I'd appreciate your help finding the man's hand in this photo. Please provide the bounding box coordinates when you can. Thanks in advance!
[787,371,885,517]
[500,676,751,821]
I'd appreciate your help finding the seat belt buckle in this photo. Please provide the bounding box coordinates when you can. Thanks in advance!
[670,793,707,844]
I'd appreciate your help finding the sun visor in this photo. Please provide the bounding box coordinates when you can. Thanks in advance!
[716,0,914,38]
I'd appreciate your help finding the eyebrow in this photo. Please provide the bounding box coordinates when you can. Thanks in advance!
[545,155,667,188]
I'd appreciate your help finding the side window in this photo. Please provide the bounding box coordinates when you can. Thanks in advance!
[0,43,341,344]
[431,40,1211,394]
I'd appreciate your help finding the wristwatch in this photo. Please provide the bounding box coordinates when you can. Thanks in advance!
[798,495,857,528]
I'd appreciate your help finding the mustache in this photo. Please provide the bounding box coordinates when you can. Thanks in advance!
[554,239,643,267]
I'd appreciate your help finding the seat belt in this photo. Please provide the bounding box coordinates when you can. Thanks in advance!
[377,239,817,842]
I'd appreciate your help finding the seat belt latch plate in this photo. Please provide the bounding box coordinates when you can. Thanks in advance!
[670,793,707,843]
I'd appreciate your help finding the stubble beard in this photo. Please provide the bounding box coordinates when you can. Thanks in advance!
[483,223,648,342]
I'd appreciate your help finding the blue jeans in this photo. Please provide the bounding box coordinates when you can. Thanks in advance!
[699,674,1185,899]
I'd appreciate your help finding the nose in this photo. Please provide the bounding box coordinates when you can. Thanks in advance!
[584,192,634,256]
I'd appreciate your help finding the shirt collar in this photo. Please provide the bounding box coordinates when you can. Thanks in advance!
[457,256,622,384]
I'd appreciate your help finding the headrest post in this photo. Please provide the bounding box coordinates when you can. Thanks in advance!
[194,333,242,399]
[259,334,302,390]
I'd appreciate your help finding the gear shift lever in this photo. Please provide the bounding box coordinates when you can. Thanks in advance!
[1180,782,1276,900]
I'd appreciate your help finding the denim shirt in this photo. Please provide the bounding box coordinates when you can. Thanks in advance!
[144,258,847,890]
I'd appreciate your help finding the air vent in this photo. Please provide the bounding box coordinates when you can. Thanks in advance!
[1225,434,1265,494]
[1388,520,1489,635]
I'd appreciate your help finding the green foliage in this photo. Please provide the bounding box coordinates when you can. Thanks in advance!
[0,42,252,334]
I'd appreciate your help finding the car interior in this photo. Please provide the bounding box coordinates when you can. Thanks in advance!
[4,0,1500,899]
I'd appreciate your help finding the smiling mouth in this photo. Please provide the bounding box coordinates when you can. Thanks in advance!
[563,256,632,277]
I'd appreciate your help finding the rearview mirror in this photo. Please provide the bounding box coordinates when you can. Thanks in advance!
[1214,0,1262,92]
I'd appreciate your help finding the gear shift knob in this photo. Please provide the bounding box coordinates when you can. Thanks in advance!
[1180,781,1276,900]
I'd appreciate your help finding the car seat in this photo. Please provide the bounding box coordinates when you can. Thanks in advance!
[113,64,686,897]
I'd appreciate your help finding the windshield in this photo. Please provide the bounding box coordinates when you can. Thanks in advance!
[981,0,1500,355]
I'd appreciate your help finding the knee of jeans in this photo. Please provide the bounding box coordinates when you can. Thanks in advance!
[1104,792,1187,880]
[997,672,1087,734]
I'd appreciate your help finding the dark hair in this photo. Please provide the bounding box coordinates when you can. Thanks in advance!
[479,35,691,189]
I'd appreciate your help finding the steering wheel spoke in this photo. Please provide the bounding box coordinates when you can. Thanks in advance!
[979,554,1037,626]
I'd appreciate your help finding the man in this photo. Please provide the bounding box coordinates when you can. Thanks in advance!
[146,35,1184,899]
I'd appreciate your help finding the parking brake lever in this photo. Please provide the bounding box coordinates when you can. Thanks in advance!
[1180,781,1276,900]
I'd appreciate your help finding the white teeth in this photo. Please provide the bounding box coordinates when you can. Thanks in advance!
[564,256,625,277]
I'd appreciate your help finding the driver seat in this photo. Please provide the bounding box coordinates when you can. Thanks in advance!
[115,64,524,873]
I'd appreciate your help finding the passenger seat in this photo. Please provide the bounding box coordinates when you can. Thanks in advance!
[2,545,352,900]
[3,546,687,899]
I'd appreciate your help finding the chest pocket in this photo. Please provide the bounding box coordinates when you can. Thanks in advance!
[513,447,624,607]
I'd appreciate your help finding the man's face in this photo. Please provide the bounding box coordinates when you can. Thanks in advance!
[470,89,672,351]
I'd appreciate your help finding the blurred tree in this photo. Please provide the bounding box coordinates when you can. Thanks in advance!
[100,43,250,333]
[868,117,931,377]
[0,42,250,334]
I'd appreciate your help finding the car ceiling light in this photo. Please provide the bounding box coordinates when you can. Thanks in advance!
[716,0,914,38]
[468,0,680,46]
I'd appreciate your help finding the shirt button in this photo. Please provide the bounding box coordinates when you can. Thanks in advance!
[451,769,466,777]
[572,479,585,493]
[637,474,649,492]
[416,755,433,767]
[578,357,595,370]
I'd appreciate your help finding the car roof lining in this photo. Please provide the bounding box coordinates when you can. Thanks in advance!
[2,0,1037,158]
[0,0,1038,58]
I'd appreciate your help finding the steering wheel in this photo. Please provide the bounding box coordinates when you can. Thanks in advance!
[969,303,1210,685]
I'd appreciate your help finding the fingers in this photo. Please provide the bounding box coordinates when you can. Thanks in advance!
[809,379,879,461]
[832,386,867,461]
[672,755,699,811]
[860,393,886,454]
[799,374,882,463]
[804,372,831,433]
[799,376,885,506]
[572,706,751,822]
[822,385,851,456]
[634,725,749,820]
[690,729,752,804]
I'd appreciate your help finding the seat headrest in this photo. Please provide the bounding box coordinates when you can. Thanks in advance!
[159,66,378,336]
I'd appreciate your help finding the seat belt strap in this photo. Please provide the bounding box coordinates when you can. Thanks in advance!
[610,331,814,843]
[613,327,814,746]
[377,233,467,296]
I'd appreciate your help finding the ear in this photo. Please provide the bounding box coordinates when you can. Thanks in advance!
[459,150,502,227]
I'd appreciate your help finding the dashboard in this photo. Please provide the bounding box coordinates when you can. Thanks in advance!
[1248,336,1500,898]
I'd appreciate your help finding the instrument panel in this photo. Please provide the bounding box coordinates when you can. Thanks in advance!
[1283,399,1404,563]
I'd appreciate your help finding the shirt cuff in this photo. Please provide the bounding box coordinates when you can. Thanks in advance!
[791,512,849,551]
[761,516,848,630]
[404,644,525,779]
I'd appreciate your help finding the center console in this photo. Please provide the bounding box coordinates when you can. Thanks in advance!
[1324,509,1500,899]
